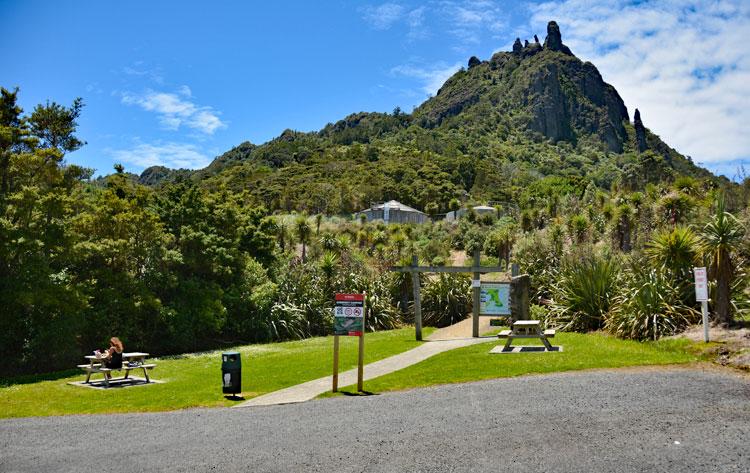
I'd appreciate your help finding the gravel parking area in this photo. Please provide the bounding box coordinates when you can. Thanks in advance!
[1,367,748,472]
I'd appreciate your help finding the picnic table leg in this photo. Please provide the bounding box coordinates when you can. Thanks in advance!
[103,372,110,388]
[124,368,129,380]
[503,336,514,351]
[142,367,150,383]
[85,371,92,383]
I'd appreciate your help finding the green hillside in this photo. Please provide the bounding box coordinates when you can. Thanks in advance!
[140,21,722,215]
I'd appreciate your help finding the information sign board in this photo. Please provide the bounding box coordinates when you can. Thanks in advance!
[479,282,511,316]
[334,293,365,336]
[694,267,708,302]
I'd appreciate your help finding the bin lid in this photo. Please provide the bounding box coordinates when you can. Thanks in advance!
[222,351,240,356]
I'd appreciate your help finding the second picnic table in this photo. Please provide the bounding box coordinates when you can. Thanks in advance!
[498,320,556,351]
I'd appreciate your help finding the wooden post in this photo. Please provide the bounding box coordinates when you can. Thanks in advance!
[357,333,364,391]
[411,254,423,341]
[511,263,520,277]
[472,249,481,338]
[510,274,530,322]
[332,335,339,392]
[357,299,366,391]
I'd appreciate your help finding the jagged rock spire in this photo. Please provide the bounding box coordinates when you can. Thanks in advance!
[543,21,563,51]
[534,34,540,43]
[468,56,481,69]
[513,38,523,53]
[634,108,648,152]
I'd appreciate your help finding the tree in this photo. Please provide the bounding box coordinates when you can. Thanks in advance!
[701,195,745,326]
[295,216,311,261]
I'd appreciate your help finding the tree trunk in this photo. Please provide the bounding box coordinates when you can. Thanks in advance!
[713,248,733,326]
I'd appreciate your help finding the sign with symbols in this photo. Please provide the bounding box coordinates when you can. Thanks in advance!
[694,267,708,302]
[479,282,511,315]
[334,293,365,336]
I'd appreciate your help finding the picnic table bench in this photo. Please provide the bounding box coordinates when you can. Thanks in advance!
[498,320,556,351]
[80,352,156,387]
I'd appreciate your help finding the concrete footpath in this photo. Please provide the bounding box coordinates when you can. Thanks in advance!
[236,317,494,407]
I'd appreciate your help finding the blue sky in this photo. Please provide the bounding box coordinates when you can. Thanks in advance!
[1,1,748,178]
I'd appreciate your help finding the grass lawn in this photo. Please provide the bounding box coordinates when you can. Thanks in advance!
[0,327,433,418]
[326,331,701,396]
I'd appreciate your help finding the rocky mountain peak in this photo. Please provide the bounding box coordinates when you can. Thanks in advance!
[543,21,573,55]
[634,108,648,152]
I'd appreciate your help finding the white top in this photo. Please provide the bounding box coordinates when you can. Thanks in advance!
[513,320,540,327]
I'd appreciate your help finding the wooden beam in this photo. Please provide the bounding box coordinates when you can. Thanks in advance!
[472,250,481,338]
[411,255,422,341]
[390,266,505,274]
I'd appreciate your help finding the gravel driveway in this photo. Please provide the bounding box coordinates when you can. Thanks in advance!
[1,367,748,472]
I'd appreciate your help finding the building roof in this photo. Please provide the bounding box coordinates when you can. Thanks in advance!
[362,200,425,214]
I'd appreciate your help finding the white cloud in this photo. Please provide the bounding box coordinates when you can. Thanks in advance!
[362,3,405,30]
[528,0,750,165]
[391,62,463,95]
[441,0,508,51]
[110,142,211,169]
[121,88,226,135]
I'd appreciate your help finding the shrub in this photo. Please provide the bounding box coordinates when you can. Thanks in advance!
[547,253,620,331]
[606,265,699,340]
[421,273,471,327]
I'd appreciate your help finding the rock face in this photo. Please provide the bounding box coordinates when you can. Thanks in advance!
[534,34,540,43]
[634,109,648,152]
[468,56,481,69]
[513,38,523,53]
[414,20,630,152]
[543,21,573,55]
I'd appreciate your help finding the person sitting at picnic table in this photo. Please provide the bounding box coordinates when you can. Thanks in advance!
[95,337,124,374]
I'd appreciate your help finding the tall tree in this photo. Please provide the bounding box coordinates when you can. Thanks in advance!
[701,195,745,326]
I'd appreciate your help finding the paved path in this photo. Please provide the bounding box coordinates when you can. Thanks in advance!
[237,335,495,407]
[2,368,747,472]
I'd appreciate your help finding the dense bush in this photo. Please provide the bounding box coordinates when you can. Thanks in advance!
[420,273,472,327]
[547,252,620,331]
[606,265,699,340]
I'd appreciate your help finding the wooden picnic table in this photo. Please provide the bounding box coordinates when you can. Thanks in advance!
[497,320,556,351]
[79,352,156,387]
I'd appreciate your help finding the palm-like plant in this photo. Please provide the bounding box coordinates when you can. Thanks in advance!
[701,196,745,326]
[547,254,620,331]
[295,216,311,261]
[645,226,700,279]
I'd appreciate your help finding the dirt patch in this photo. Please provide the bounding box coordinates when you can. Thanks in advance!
[671,324,750,371]
[427,316,493,340]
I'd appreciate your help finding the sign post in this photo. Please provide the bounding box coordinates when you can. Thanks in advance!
[332,293,366,392]
[694,267,709,343]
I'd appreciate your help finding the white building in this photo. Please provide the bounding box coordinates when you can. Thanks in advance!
[357,200,429,224]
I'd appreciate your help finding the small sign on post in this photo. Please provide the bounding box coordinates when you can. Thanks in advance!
[694,267,709,343]
[332,293,366,393]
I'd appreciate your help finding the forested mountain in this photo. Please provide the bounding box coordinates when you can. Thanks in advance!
[3,21,746,378]
[140,21,723,214]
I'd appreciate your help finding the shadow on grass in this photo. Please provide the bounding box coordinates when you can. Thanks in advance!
[340,390,376,397]
[0,368,81,387]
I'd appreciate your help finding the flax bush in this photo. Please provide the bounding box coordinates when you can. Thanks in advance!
[546,252,620,331]
[606,264,699,340]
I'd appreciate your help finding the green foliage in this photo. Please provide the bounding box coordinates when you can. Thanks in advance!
[701,195,745,325]
[606,265,699,341]
[547,252,620,331]
[421,273,472,327]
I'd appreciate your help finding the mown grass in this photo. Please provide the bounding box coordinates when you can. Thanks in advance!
[0,327,432,418]
[326,331,700,396]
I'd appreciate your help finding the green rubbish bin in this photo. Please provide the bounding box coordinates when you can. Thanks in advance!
[221,352,241,395]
